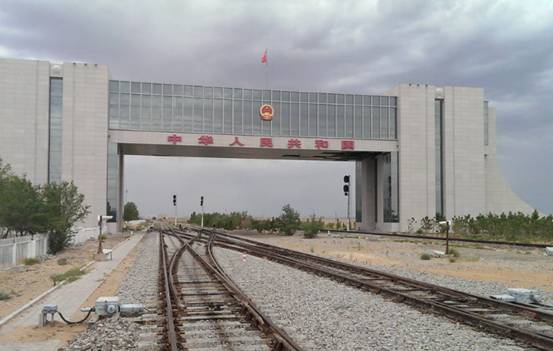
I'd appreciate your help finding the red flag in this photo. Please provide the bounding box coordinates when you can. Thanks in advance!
[261,49,267,64]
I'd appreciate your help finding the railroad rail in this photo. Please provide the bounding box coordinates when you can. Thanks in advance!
[330,229,551,248]
[159,230,302,351]
[177,227,553,351]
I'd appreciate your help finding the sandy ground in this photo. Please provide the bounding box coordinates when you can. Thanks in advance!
[236,232,553,293]
[0,234,143,347]
[0,235,128,319]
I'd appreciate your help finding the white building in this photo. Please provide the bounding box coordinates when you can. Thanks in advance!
[0,57,532,232]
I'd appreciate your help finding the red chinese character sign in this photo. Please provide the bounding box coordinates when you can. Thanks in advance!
[288,138,302,149]
[167,134,182,145]
[314,139,329,149]
[341,140,355,150]
[260,137,273,148]
[198,135,214,145]
[229,137,244,147]
[259,104,274,121]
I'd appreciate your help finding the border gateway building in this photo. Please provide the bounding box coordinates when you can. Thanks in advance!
[0,58,532,232]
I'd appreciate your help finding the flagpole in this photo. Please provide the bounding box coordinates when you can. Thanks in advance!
[264,48,268,89]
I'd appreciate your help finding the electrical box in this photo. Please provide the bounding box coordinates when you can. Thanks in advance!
[95,296,119,317]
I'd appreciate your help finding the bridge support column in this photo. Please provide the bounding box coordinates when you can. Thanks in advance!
[357,157,377,231]
[116,153,124,232]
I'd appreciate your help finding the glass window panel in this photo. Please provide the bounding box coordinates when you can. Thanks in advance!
[212,87,222,98]
[355,95,363,105]
[253,89,262,100]
[263,90,271,100]
[281,91,290,102]
[345,104,354,137]
[362,106,371,139]
[204,87,213,98]
[152,83,162,95]
[328,93,336,104]
[309,92,317,103]
[203,98,213,133]
[290,103,300,136]
[328,104,336,137]
[319,104,327,137]
[271,91,280,101]
[193,98,203,132]
[281,102,290,136]
[390,97,397,107]
[131,82,141,94]
[243,100,252,135]
[223,99,232,133]
[252,102,262,135]
[308,103,317,136]
[318,93,327,103]
[119,81,130,94]
[233,88,242,99]
[390,108,397,139]
[380,107,388,138]
[223,88,233,99]
[173,96,183,131]
[363,95,371,105]
[142,83,151,94]
[381,96,389,106]
[184,85,194,97]
[336,94,345,104]
[233,99,243,134]
[336,104,345,137]
[346,94,354,105]
[120,94,130,130]
[371,106,380,138]
[163,84,173,96]
[131,94,141,128]
[271,101,280,136]
[163,96,172,129]
[109,81,119,93]
[173,84,183,96]
[109,92,119,119]
[300,103,308,136]
[291,92,299,102]
[371,96,379,106]
[243,89,252,100]
[300,92,308,102]
[151,95,162,131]
[141,95,151,130]
[183,97,193,132]
[192,86,202,98]
[354,105,362,138]
[213,99,223,133]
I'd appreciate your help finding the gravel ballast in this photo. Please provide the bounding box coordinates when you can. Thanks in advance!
[64,233,159,351]
[215,247,529,351]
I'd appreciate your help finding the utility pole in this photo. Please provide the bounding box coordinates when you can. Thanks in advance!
[343,175,351,231]
[173,194,177,226]
[200,196,204,228]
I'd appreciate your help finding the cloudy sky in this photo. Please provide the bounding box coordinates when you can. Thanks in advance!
[1,0,552,217]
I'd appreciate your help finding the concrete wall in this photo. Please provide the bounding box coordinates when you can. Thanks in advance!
[60,62,109,227]
[0,59,50,184]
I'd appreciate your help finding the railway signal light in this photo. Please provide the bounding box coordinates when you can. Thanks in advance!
[343,175,350,196]
[200,196,204,206]
[172,194,177,206]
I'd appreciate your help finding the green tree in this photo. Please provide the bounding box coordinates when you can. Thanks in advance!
[302,215,324,238]
[277,204,301,236]
[123,202,140,221]
[42,181,90,254]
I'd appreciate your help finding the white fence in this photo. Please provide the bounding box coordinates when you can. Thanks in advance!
[0,234,48,267]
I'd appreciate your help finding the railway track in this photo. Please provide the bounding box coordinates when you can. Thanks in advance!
[175,227,553,351]
[159,231,302,351]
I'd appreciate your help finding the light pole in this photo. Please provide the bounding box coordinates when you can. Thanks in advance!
[200,196,204,228]
[343,175,351,231]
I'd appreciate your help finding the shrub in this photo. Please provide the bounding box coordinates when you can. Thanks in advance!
[23,257,39,265]
[449,248,461,257]
[420,253,431,260]
[277,204,301,236]
[302,215,324,238]
[0,291,11,300]
[50,267,85,285]
[57,258,68,265]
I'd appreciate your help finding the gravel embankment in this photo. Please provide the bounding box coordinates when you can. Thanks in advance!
[215,247,529,351]
[64,233,159,351]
